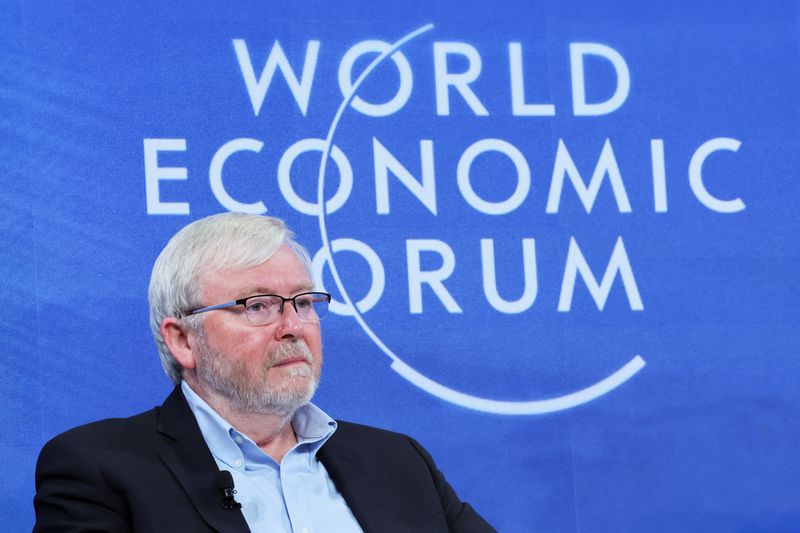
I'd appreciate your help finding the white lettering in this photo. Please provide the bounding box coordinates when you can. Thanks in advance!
[374,138,437,215]
[481,238,538,313]
[689,137,745,213]
[312,239,385,315]
[209,138,267,214]
[278,138,353,215]
[651,139,668,213]
[559,237,643,311]
[406,239,463,314]
[144,138,189,215]
[570,42,630,116]
[433,42,489,116]
[233,39,319,116]
[546,139,632,213]
[457,139,531,215]
[509,42,555,116]
[338,40,413,117]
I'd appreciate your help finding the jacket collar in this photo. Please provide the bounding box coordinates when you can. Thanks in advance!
[318,429,380,533]
[156,387,251,533]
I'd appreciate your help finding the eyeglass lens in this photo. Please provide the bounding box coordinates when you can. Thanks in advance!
[243,293,329,324]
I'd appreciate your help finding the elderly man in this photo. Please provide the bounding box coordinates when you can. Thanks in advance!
[34,213,494,533]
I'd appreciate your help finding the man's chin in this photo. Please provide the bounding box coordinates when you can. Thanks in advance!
[253,373,319,414]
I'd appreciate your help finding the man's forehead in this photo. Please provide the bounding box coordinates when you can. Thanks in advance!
[229,279,315,296]
[199,247,314,297]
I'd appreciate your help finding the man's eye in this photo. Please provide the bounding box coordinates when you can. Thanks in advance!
[296,297,312,309]
[247,301,274,313]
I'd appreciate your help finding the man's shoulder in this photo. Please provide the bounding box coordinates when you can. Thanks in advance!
[326,420,432,462]
[41,405,161,453]
[333,420,411,440]
[40,387,193,454]
[321,420,497,531]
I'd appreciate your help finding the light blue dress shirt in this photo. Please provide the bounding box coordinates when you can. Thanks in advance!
[181,382,363,533]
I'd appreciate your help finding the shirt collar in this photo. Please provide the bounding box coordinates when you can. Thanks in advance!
[180,381,337,468]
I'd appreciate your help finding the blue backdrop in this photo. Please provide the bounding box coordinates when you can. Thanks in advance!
[2,2,799,531]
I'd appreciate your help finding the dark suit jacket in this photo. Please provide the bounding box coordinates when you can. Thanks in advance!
[34,388,495,532]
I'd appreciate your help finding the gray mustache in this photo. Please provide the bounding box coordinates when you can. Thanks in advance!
[270,341,313,366]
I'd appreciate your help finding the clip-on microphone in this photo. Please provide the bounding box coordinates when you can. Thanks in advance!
[215,470,242,511]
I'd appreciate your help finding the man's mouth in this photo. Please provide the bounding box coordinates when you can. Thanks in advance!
[272,357,309,368]
[269,340,314,370]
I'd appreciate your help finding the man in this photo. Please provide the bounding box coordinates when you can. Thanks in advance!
[34,213,495,532]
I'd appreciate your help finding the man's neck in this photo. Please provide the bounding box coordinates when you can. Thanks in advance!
[183,378,299,463]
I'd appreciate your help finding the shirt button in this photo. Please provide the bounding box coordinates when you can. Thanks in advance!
[234,459,242,468]
[234,435,243,444]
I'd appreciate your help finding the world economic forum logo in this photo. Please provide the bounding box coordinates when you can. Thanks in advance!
[144,23,744,415]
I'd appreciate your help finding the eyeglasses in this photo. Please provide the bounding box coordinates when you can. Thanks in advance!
[186,292,331,325]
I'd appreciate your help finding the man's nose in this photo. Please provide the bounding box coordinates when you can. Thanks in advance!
[275,301,304,338]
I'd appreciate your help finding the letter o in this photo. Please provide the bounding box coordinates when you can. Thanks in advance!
[311,239,386,315]
[338,40,413,117]
[457,139,531,215]
[278,139,353,215]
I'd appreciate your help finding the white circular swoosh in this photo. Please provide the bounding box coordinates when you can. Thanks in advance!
[316,23,646,414]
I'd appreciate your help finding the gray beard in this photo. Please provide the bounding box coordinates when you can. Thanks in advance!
[194,330,320,416]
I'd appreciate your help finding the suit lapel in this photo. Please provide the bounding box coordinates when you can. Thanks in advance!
[156,388,250,533]
[318,432,382,533]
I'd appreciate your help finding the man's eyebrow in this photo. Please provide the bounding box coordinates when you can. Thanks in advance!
[236,283,315,298]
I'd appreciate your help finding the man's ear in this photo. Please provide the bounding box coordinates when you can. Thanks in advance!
[161,317,197,371]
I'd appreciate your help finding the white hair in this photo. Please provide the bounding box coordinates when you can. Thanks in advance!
[148,213,311,384]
